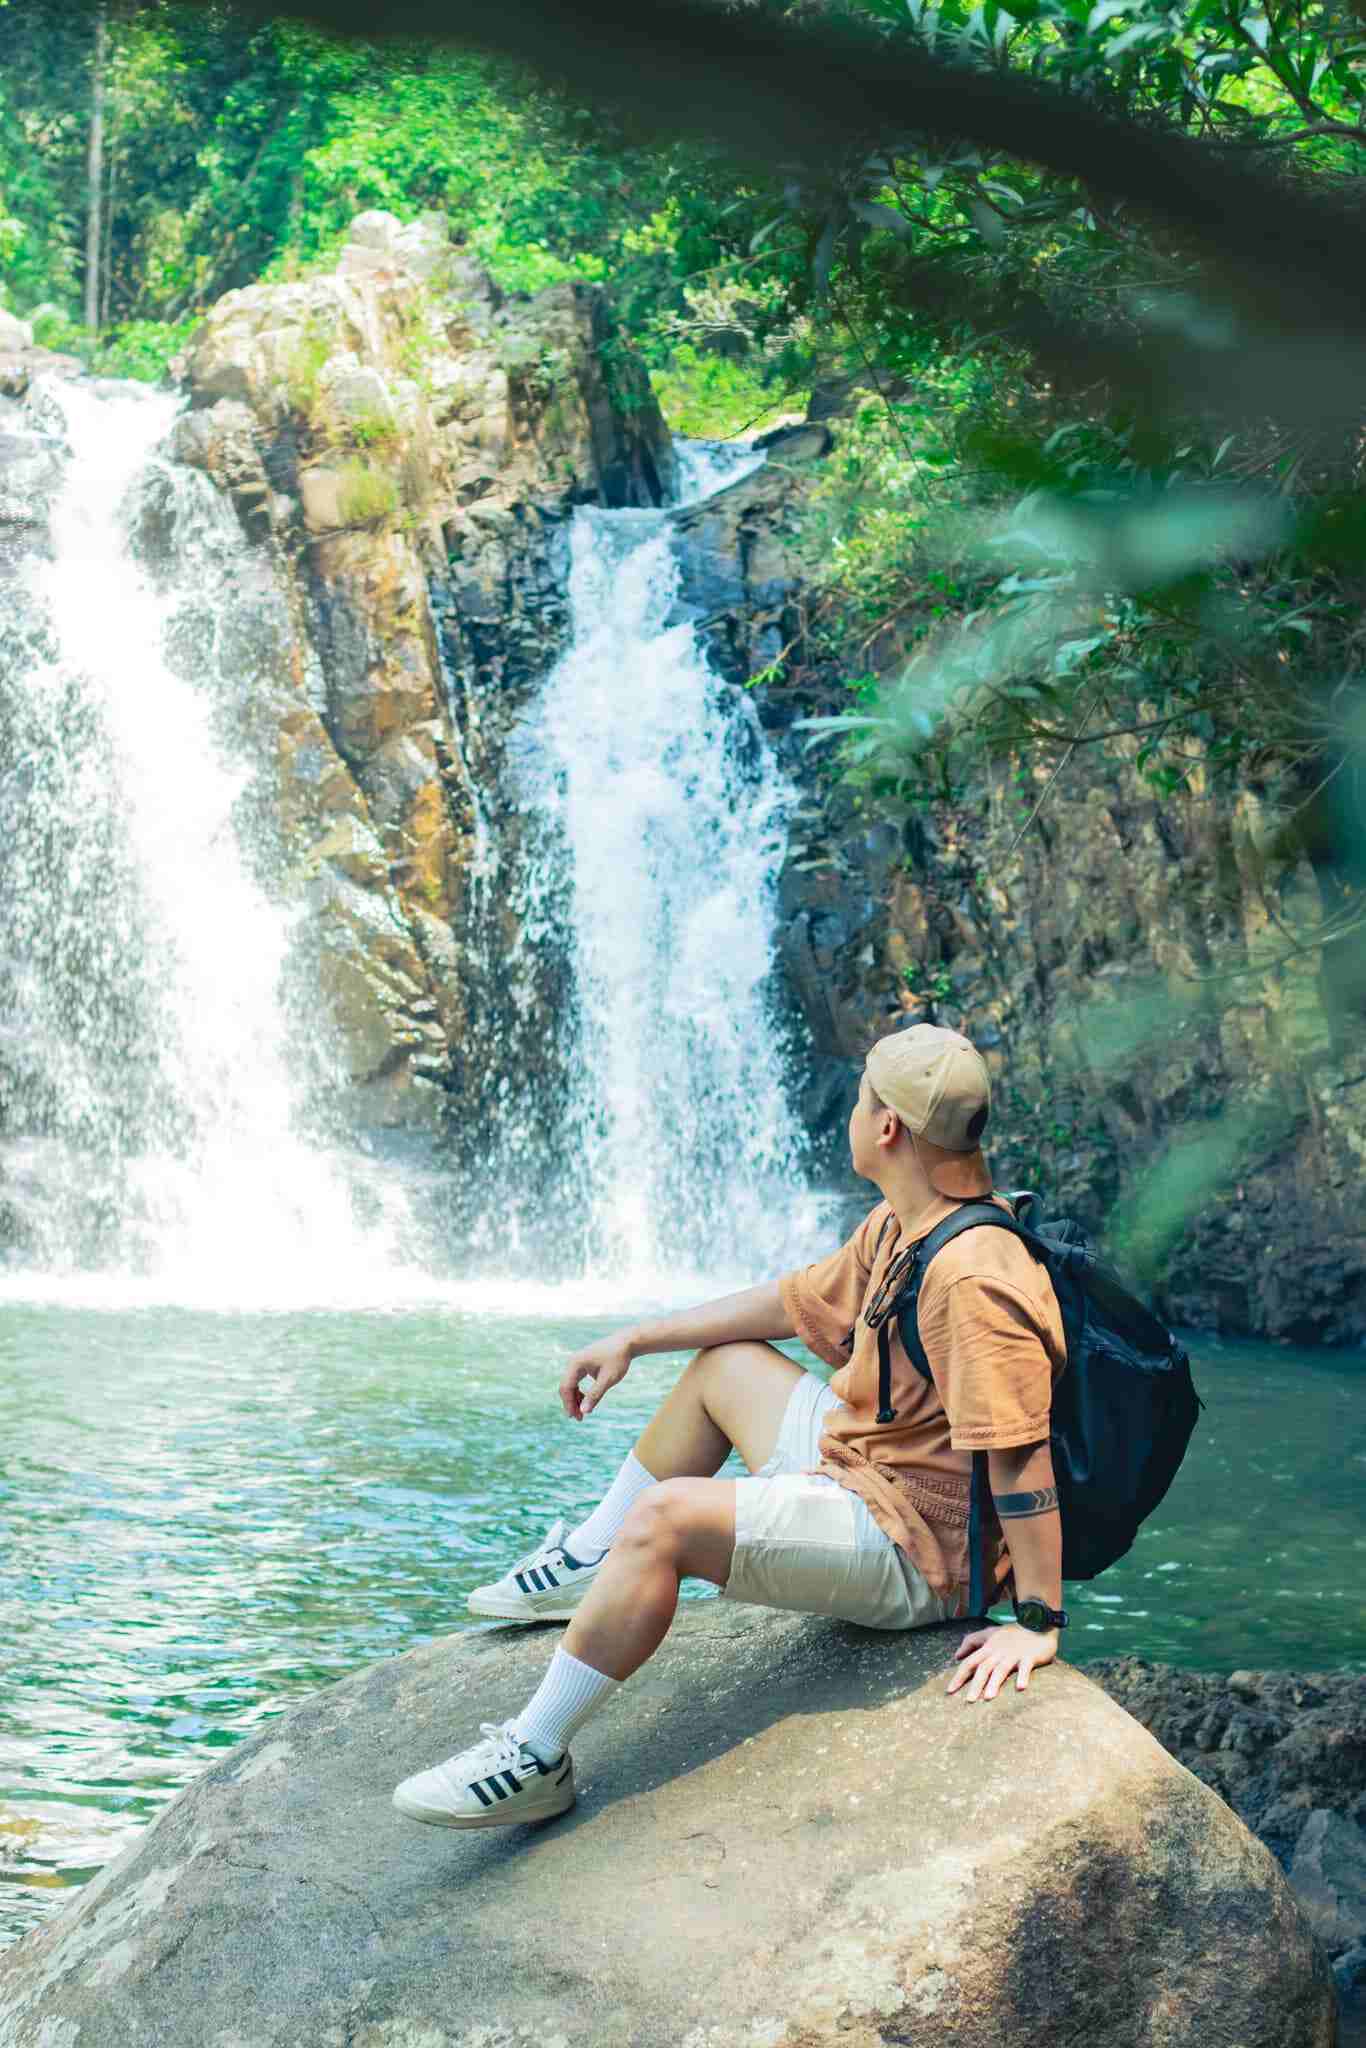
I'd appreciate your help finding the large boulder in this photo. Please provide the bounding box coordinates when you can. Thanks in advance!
[0,1606,1335,2047]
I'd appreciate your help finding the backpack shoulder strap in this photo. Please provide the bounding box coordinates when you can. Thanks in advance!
[894,1201,1041,1624]
[897,1202,1034,1382]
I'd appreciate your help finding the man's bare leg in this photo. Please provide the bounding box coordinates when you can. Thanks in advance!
[508,1360,783,1737]
[396,1348,817,1823]
[467,1341,808,1624]
[392,1476,739,1825]
[502,1476,734,1769]
[555,1340,805,1562]
[630,1341,806,1480]
[562,1477,737,1677]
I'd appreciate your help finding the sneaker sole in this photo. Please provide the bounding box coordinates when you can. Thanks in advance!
[467,1591,588,1623]
[392,1787,576,1829]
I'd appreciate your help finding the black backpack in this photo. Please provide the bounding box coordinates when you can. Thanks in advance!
[871,1192,1202,1614]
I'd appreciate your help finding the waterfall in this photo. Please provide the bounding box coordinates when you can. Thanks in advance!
[0,379,416,1305]
[0,386,824,1308]
[525,439,825,1290]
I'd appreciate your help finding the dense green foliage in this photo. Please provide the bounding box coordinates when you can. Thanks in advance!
[0,2,801,425]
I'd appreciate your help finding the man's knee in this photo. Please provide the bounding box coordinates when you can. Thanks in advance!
[686,1339,781,1388]
[617,1480,699,1561]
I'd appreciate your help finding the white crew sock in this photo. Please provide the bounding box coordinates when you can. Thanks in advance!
[564,1450,657,1560]
[513,1648,619,1764]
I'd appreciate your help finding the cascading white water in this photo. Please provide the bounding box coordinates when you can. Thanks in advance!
[531,440,826,1289]
[1,392,825,1310]
[0,379,416,1305]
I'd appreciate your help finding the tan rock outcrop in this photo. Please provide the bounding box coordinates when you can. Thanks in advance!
[0,1606,1336,2046]
[169,207,674,1137]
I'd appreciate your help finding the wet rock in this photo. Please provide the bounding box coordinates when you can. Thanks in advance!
[170,398,275,540]
[0,1607,1336,2048]
[1291,1810,1366,1955]
[0,344,85,401]
[671,456,812,682]
[0,309,34,353]
[1090,1659,1366,1881]
[1336,1943,1366,2048]
[754,419,833,462]
[0,427,65,547]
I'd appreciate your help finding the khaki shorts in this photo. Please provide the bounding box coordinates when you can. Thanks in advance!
[721,1369,957,1632]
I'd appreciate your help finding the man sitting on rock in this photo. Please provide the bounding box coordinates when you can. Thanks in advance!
[393,1022,1069,1830]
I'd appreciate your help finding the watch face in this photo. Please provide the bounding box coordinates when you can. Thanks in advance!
[1015,1599,1051,1632]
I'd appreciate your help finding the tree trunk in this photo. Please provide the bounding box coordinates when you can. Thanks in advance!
[100,145,117,331]
[84,2,107,335]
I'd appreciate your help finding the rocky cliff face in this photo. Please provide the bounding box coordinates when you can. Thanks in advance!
[165,210,674,1207]
[673,449,1366,1343]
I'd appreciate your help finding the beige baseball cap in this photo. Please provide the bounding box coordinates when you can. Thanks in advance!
[864,1023,993,1199]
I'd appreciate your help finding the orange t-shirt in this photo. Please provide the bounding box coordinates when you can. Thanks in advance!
[778,1195,1067,1607]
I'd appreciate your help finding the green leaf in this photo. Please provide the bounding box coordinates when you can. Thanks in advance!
[1053,633,1108,672]
[1105,22,1168,56]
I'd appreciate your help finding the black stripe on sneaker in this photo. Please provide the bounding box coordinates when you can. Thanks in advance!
[527,1567,545,1593]
[515,1571,531,1594]
[471,1780,494,1808]
[541,1565,559,1588]
[555,1762,572,1785]
[485,1777,510,1801]
[500,1771,521,1796]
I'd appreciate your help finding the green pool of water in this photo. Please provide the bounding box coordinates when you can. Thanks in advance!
[1,1304,1362,1944]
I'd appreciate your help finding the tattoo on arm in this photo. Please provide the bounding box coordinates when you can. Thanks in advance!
[992,1485,1059,1519]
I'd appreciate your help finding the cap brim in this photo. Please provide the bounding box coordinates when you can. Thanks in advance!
[926,1146,993,1199]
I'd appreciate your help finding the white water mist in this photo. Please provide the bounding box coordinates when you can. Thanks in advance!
[1,380,415,1304]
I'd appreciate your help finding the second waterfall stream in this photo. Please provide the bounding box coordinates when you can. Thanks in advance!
[530,437,822,1289]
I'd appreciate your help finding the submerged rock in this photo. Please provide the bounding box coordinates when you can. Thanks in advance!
[0,1607,1335,2047]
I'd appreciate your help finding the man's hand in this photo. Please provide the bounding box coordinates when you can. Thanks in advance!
[560,1332,636,1420]
[946,1622,1058,1702]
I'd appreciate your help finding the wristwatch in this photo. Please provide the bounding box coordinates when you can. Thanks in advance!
[1013,1596,1069,1634]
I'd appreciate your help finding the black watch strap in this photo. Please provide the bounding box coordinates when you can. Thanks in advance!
[1013,1596,1069,1632]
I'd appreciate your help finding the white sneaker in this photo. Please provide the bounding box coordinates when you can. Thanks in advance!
[392,1720,575,1829]
[467,1517,604,1623]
